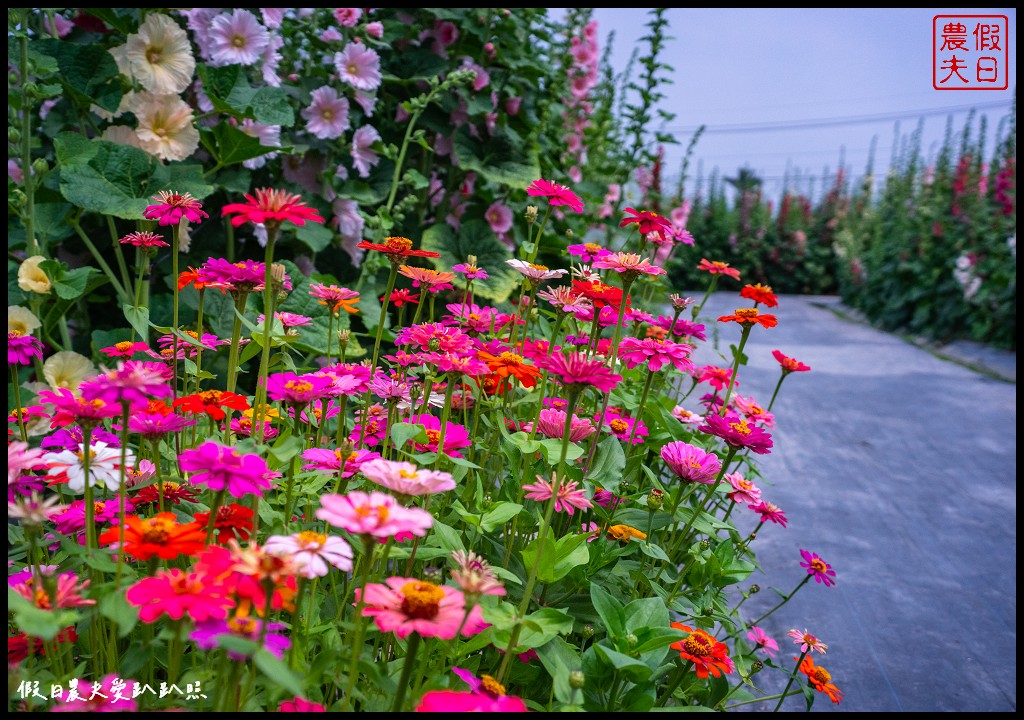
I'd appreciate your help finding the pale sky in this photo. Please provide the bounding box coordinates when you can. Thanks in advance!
[581,8,1016,200]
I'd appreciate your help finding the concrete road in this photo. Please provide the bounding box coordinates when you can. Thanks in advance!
[684,292,1016,712]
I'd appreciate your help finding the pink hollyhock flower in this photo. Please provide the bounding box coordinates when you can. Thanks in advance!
[541,351,622,393]
[395,323,474,355]
[302,86,350,140]
[698,413,774,455]
[799,549,837,587]
[178,441,274,497]
[599,408,647,444]
[351,125,381,177]
[191,616,289,659]
[50,675,139,712]
[526,178,584,213]
[8,332,44,365]
[126,569,233,623]
[533,407,595,442]
[522,473,593,515]
[725,471,761,505]
[365,21,384,39]
[266,371,334,406]
[660,441,721,484]
[356,576,487,639]
[416,690,527,712]
[359,458,456,496]
[335,42,382,91]
[302,447,380,478]
[208,9,269,66]
[484,201,513,234]
[143,190,209,226]
[747,626,779,657]
[750,500,788,527]
[617,336,694,373]
[278,698,327,712]
[333,7,362,27]
[264,531,354,578]
[403,413,472,458]
[506,258,569,282]
[592,251,666,277]
[788,628,828,654]
[317,490,433,538]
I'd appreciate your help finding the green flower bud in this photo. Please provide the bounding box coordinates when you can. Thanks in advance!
[750,660,764,674]
[581,624,595,639]
[625,633,638,647]
[525,206,538,224]
[8,127,20,143]
[700,538,712,550]
[646,488,664,510]
[749,584,761,594]
[569,671,585,689]
[423,566,443,583]
[31,158,47,176]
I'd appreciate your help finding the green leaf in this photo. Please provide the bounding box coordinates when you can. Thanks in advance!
[390,422,426,451]
[535,637,582,705]
[123,305,151,342]
[452,126,540,188]
[35,39,122,112]
[480,502,523,533]
[428,520,464,553]
[420,220,518,303]
[537,438,584,464]
[208,123,275,166]
[550,533,590,582]
[99,591,140,638]
[251,87,295,127]
[295,222,335,253]
[52,267,96,300]
[588,435,627,487]
[593,644,653,683]
[55,133,160,219]
[386,49,448,81]
[33,203,74,245]
[253,649,306,697]
[154,163,215,200]
[9,589,80,641]
[624,596,670,632]
[639,540,671,563]
[521,535,556,584]
[589,583,625,639]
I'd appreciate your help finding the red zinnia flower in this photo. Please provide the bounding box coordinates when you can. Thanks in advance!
[772,349,811,374]
[526,178,583,213]
[669,622,734,679]
[99,512,207,561]
[221,187,325,228]
[384,288,419,307]
[132,481,200,507]
[798,655,843,704]
[357,236,440,261]
[739,283,778,308]
[173,390,251,421]
[619,208,673,242]
[717,307,778,328]
[474,373,509,396]
[193,503,255,544]
[697,258,741,281]
[572,279,627,310]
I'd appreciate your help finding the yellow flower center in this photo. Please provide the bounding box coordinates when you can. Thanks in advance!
[285,380,314,393]
[609,418,629,433]
[115,341,133,352]
[810,558,828,574]
[713,261,729,270]
[140,516,176,544]
[231,34,246,48]
[399,469,419,479]
[729,419,753,435]
[498,351,523,365]
[425,429,442,446]
[228,616,258,634]
[347,62,359,75]
[322,109,334,120]
[146,47,162,64]
[811,666,832,684]
[93,501,106,515]
[399,581,445,619]
[584,243,601,253]
[296,530,327,548]
[355,503,389,523]
[384,237,413,253]
[34,589,51,609]
[479,675,506,698]
[185,330,200,340]
[163,482,181,492]
[734,308,759,319]
[683,631,714,657]
[529,263,548,271]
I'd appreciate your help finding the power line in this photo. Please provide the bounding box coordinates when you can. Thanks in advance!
[664,100,1013,135]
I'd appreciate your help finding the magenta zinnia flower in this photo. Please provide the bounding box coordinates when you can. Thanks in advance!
[526,178,584,213]
[655,316,707,341]
[599,408,647,444]
[750,500,788,527]
[417,690,527,713]
[660,441,721,483]
[80,360,173,407]
[404,413,472,458]
[698,412,774,455]
[617,337,694,373]
[265,371,334,406]
[128,408,196,440]
[533,408,595,442]
[302,447,380,478]
[506,259,569,282]
[359,458,456,496]
[317,490,433,539]
[143,190,209,226]
[747,626,779,657]
[8,332,44,365]
[395,323,474,355]
[119,230,169,248]
[541,351,622,393]
[356,576,487,639]
[178,441,274,498]
[788,628,828,654]
[620,207,673,242]
[799,549,837,587]
[725,471,761,505]
[191,617,289,659]
[522,473,593,515]
[222,187,325,228]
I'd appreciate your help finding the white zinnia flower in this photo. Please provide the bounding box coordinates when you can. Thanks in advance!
[130,92,200,162]
[263,532,354,578]
[44,441,135,494]
[124,13,195,94]
[43,351,97,394]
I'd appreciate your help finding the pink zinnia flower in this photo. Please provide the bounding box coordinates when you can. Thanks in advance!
[8,332,44,365]
[335,42,382,91]
[773,349,811,374]
[750,500,788,527]
[449,550,506,597]
[660,441,721,484]
[302,447,380,478]
[264,531,354,578]
[399,265,455,293]
[451,264,489,281]
[747,626,779,657]
[100,341,149,358]
[208,9,269,66]
[799,549,837,587]
[266,371,334,406]
[317,490,433,538]
[484,201,514,234]
[359,458,456,496]
[178,441,274,498]
[80,360,173,407]
[395,323,474,355]
[50,675,139,712]
[522,473,593,515]
[725,471,761,505]
[12,571,95,609]
[697,258,741,281]
[356,576,487,640]
[302,85,350,140]
[617,336,694,373]
[656,316,707,341]
[278,698,327,712]
[541,351,622,393]
[126,569,234,623]
[698,413,774,455]
[128,408,195,440]
[143,190,209,226]
[351,125,381,177]
[119,231,168,248]
[788,628,828,654]
[536,286,592,314]
[599,408,647,444]
[404,413,472,458]
[697,365,734,391]
[506,259,569,281]
[526,178,583,213]
[8,441,47,485]
[533,407,595,442]
[36,387,121,428]
[620,207,673,242]
[191,617,289,659]
[592,251,666,277]
[731,394,775,428]
[567,242,610,263]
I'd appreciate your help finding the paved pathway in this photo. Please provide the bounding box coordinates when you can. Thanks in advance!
[686,293,1016,712]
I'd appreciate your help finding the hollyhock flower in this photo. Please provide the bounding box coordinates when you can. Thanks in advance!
[750,500,788,527]
[617,337,694,373]
[123,12,195,94]
[396,323,474,355]
[144,190,208,226]
[301,85,351,140]
[192,616,290,659]
[541,351,622,393]
[334,7,362,26]
[8,332,44,365]
[534,408,595,442]
[100,341,149,359]
[718,307,778,329]
[477,349,542,388]
[179,442,274,498]
[357,577,487,639]
[592,251,666,277]
[222,187,325,228]
[599,409,647,444]
[360,458,456,496]
[174,389,251,421]
[208,9,269,66]
[449,550,506,598]
[747,626,778,657]
[773,349,811,374]
[365,21,384,39]
[619,208,673,242]
[335,42,382,91]
[670,623,734,679]
[264,531,353,578]
[568,242,610,263]
[506,259,569,282]
[740,283,779,308]
[127,569,234,623]
[126,92,200,162]
[278,698,327,712]
[44,441,135,493]
[800,549,837,587]
[725,471,761,505]
[660,441,721,484]
[607,524,647,542]
[193,503,255,544]
[317,491,433,539]
[697,258,741,280]
[351,125,381,177]
[399,265,455,293]
[788,628,828,654]
[522,473,592,515]
[699,413,774,455]
[8,305,41,336]
[50,675,139,712]
[672,406,704,425]
[526,178,584,213]
[100,512,206,561]
[405,414,472,458]
[798,655,843,703]
[484,201,514,234]
[11,571,94,609]
[266,372,334,407]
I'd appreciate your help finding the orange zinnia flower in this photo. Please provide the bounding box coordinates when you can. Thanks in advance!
[174,390,251,421]
[739,283,778,308]
[99,513,207,561]
[717,307,778,328]
[477,350,542,389]
[670,623,735,679]
[798,655,843,704]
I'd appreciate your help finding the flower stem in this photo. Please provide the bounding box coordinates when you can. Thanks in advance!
[11,366,27,442]
[720,324,753,415]
[766,373,787,413]
[225,292,248,396]
[390,632,421,712]
[750,575,812,627]
[773,651,808,711]
[113,405,130,587]
[692,275,720,320]
[253,226,280,444]
[626,367,656,447]
[340,537,376,711]
[171,221,181,398]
